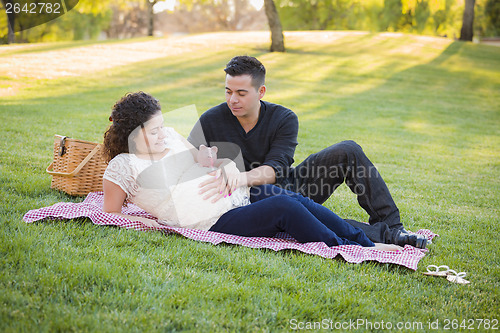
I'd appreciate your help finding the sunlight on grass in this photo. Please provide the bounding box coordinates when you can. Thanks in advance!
[403,119,457,136]
[463,134,500,170]
[163,105,200,137]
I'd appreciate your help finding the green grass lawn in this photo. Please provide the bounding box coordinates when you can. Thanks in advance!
[1,31,499,332]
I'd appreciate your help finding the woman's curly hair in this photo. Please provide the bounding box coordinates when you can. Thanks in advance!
[102,92,161,163]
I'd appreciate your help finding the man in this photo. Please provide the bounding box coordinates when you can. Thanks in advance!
[188,56,427,248]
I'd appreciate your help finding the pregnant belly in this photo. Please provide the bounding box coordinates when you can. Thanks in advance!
[169,167,233,229]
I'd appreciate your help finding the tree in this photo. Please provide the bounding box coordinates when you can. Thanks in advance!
[147,0,158,36]
[414,0,431,33]
[171,0,282,51]
[264,0,285,52]
[460,0,476,41]
[0,0,93,43]
[484,0,500,36]
[1,0,15,43]
[277,0,353,31]
[382,0,403,31]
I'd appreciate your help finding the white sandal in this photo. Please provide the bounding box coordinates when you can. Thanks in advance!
[423,265,470,284]
[423,265,450,277]
[445,269,470,284]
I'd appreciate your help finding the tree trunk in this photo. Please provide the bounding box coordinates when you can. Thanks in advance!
[1,0,15,43]
[7,18,15,43]
[459,0,476,41]
[264,0,285,52]
[147,0,156,37]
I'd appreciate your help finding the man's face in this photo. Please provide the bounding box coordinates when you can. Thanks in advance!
[225,74,265,119]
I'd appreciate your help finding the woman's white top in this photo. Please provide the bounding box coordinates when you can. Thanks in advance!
[103,127,250,230]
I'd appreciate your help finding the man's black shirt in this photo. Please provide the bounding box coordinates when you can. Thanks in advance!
[187,100,299,180]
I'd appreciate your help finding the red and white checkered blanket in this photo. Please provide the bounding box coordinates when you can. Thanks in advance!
[23,192,437,270]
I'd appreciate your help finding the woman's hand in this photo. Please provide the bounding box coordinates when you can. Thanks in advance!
[199,160,246,202]
[133,216,164,228]
[216,160,241,196]
[108,212,164,228]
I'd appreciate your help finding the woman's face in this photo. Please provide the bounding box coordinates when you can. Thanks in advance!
[131,111,167,156]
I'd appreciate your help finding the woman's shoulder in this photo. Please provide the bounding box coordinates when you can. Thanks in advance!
[103,153,139,198]
[109,153,157,171]
[106,153,151,176]
[107,153,133,167]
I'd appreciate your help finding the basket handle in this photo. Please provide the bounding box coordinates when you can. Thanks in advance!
[46,145,102,178]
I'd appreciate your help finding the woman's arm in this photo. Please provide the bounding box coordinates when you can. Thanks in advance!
[103,179,163,228]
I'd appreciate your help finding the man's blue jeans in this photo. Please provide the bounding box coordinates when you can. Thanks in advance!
[276,140,403,243]
[210,185,375,247]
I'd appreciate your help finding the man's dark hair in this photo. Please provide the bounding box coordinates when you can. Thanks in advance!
[224,56,266,90]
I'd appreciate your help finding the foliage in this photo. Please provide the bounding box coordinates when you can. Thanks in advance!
[276,0,496,38]
[0,32,499,331]
[158,0,264,32]
[381,0,403,31]
[277,0,354,30]
[2,0,499,44]
[0,0,113,42]
[476,0,500,36]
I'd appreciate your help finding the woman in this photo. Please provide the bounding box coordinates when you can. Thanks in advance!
[102,92,402,250]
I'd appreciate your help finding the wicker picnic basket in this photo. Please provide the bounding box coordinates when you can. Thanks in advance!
[46,135,107,196]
